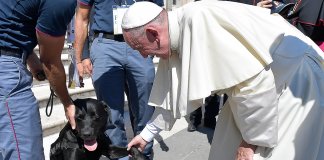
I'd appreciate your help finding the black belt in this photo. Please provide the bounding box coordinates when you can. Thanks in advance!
[0,48,23,58]
[93,32,124,42]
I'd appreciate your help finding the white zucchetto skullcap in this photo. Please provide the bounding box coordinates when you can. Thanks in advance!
[121,2,163,29]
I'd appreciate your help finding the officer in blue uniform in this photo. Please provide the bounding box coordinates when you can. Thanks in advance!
[0,0,76,159]
[74,0,163,159]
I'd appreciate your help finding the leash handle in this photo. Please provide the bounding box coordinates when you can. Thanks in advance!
[45,87,56,117]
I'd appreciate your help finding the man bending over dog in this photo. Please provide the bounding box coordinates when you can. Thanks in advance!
[121,1,324,160]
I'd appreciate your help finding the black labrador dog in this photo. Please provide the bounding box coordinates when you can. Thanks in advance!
[50,98,144,160]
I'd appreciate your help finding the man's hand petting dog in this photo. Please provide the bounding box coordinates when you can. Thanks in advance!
[127,135,148,153]
[50,98,145,160]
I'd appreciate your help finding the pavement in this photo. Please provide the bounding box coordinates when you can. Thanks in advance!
[43,112,215,160]
[152,123,214,160]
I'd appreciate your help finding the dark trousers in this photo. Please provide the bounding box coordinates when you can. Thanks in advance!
[189,94,227,126]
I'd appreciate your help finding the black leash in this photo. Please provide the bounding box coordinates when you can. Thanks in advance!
[45,87,56,117]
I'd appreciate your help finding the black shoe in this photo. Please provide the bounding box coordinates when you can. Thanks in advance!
[187,123,198,132]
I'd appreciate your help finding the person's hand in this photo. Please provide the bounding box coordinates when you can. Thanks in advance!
[127,135,148,152]
[27,52,46,81]
[76,61,84,87]
[76,60,84,78]
[235,140,257,160]
[257,0,273,9]
[64,104,76,129]
[82,58,93,78]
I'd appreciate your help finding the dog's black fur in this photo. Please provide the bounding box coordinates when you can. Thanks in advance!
[50,98,144,160]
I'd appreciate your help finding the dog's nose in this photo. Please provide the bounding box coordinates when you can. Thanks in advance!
[82,131,92,138]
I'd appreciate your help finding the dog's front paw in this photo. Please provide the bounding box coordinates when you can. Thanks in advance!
[129,147,146,160]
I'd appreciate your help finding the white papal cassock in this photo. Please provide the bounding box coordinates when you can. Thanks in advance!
[134,1,324,160]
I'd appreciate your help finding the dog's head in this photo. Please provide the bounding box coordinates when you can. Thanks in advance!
[73,98,112,151]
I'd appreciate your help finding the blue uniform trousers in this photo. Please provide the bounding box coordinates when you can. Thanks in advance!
[0,54,44,160]
[90,34,155,160]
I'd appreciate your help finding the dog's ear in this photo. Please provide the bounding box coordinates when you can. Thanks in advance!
[72,98,84,109]
[100,101,115,129]
[100,101,111,117]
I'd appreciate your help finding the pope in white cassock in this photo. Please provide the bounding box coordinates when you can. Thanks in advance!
[121,1,324,160]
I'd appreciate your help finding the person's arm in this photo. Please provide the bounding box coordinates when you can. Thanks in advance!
[229,68,279,160]
[81,37,92,76]
[128,107,176,151]
[74,3,91,77]
[36,31,76,129]
[127,121,161,152]
[27,51,46,81]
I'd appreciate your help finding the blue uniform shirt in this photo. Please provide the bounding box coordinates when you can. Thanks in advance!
[0,0,76,54]
[78,0,164,33]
